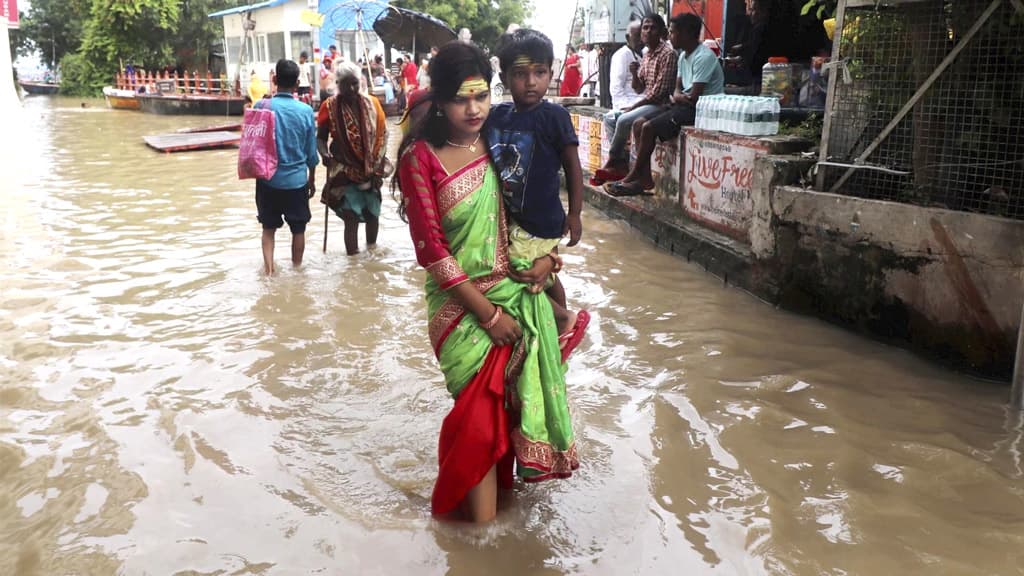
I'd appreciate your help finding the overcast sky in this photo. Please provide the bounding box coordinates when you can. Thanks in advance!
[526,0,577,54]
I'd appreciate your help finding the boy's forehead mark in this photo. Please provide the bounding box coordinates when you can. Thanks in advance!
[510,57,549,71]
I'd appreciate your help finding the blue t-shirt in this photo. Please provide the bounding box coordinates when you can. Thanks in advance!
[679,44,725,97]
[261,93,319,190]
[486,101,579,239]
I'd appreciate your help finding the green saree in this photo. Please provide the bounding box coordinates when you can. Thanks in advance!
[398,142,578,513]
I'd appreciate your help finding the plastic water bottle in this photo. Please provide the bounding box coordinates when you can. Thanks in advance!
[739,97,751,135]
[765,97,780,135]
[705,95,717,131]
[729,96,742,135]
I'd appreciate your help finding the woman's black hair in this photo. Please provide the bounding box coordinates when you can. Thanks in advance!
[392,41,492,219]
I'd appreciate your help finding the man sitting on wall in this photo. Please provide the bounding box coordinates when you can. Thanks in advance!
[593,13,677,185]
[605,13,724,196]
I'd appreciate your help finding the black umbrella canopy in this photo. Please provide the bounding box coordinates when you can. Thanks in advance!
[372,6,457,54]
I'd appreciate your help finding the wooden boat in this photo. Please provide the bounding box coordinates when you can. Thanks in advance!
[142,131,240,153]
[137,93,245,116]
[102,86,140,110]
[19,81,60,95]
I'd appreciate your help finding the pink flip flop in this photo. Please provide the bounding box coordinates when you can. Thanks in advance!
[558,309,591,363]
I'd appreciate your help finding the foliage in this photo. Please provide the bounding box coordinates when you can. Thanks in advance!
[8,16,30,59]
[58,52,107,95]
[24,0,234,95]
[392,0,534,51]
[779,112,823,142]
[16,0,90,68]
[800,0,837,21]
[171,0,237,71]
[80,0,179,70]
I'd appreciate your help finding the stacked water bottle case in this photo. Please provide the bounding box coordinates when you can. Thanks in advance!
[695,95,781,136]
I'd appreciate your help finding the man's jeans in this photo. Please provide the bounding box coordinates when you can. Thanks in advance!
[603,104,662,163]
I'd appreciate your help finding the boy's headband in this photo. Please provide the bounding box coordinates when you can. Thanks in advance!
[456,76,489,97]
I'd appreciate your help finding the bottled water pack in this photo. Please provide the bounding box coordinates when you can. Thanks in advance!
[695,95,780,136]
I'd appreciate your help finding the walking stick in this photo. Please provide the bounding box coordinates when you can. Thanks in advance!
[322,203,329,252]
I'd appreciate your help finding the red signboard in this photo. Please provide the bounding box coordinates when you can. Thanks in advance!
[2,0,17,27]
[672,0,722,41]
[2,0,18,28]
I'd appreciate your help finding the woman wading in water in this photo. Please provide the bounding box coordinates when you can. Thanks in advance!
[395,42,580,523]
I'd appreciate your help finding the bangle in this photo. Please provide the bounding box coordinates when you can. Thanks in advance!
[547,252,563,274]
[480,306,503,330]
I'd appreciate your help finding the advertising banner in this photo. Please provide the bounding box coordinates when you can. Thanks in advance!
[683,129,767,242]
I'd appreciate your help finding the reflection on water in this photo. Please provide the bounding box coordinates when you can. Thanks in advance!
[2,97,1023,575]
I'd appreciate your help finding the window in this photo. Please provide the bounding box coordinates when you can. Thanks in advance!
[226,36,242,67]
[256,34,268,62]
[267,32,286,62]
[290,32,311,61]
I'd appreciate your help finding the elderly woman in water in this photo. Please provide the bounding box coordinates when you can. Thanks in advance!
[316,61,389,255]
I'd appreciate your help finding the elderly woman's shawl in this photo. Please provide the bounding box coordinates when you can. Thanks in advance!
[318,92,387,205]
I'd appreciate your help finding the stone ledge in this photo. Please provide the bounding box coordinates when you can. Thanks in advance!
[582,182,774,298]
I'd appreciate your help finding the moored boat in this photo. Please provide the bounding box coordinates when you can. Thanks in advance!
[137,93,245,116]
[102,86,140,110]
[19,81,60,95]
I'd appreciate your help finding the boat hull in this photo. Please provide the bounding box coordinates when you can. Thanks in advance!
[137,94,245,116]
[19,81,60,95]
[102,87,141,110]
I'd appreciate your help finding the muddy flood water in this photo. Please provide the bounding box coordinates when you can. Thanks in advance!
[1,97,1023,575]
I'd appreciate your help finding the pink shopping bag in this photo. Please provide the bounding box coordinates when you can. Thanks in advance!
[237,100,278,180]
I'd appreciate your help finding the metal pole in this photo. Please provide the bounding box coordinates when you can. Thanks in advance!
[1012,299,1024,408]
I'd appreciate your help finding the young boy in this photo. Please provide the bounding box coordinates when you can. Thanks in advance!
[488,28,588,346]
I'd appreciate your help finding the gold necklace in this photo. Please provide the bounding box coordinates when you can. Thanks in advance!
[446,133,481,153]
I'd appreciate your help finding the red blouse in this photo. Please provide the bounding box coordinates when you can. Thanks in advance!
[397,141,470,290]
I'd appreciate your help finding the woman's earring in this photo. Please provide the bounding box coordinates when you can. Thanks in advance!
[436,109,443,117]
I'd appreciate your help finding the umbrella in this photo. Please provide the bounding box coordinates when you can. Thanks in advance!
[323,0,390,34]
[372,6,457,55]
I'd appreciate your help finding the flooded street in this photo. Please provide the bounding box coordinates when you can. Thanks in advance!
[2,97,1024,575]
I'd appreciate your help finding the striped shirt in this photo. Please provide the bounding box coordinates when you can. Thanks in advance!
[638,40,678,105]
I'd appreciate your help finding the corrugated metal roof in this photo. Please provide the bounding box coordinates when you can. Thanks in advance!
[208,0,290,18]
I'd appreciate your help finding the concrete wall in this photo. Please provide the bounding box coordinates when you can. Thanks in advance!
[569,104,1024,379]
[769,186,1024,377]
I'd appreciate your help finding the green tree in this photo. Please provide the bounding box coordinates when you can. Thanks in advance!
[171,0,236,72]
[392,0,534,51]
[16,0,90,69]
[61,0,179,94]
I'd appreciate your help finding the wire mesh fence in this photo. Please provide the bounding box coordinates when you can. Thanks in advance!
[819,0,1024,219]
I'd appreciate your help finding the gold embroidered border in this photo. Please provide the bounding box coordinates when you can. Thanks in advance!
[429,299,465,353]
[426,256,466,288]
[437,160,489,219]
[511,427,580,476]
[427,178,514,354]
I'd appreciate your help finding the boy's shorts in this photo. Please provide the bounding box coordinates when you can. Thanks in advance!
[508,223,561,262]
[647,104,697,142]
[256,181,311,233]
